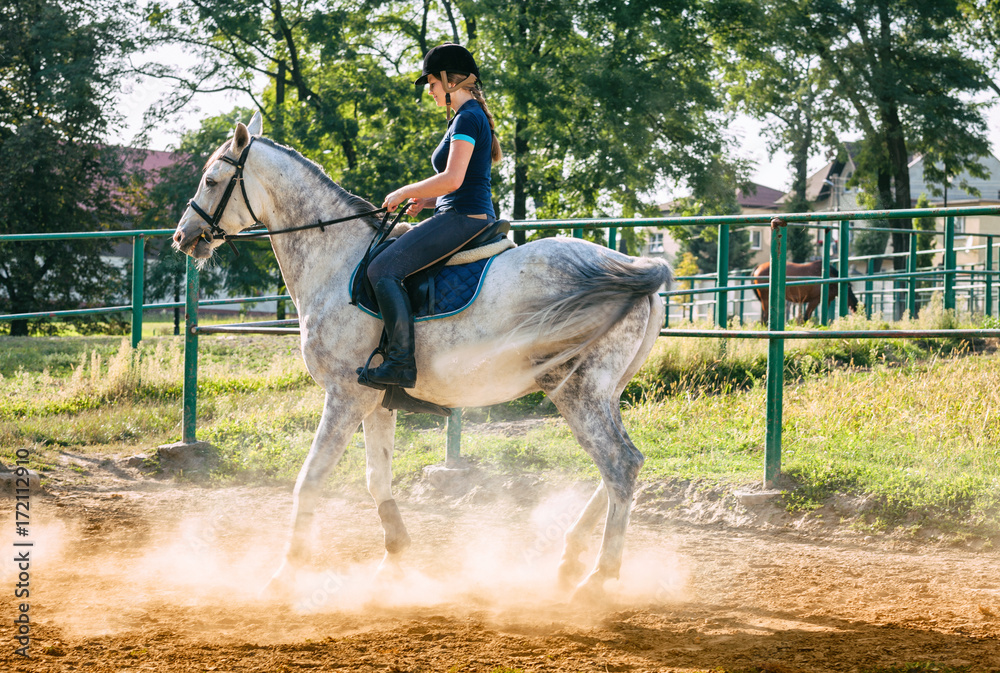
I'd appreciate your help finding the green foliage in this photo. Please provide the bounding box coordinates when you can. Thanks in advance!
[715,0,828,267]
[0,0,143,336]
[796,0,988,258]
[716,0,990,275]
[142,0,729,227]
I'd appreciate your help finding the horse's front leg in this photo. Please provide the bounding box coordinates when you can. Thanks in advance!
[362,405,411,577]
[264,391,366,594]
[804,298,820,322]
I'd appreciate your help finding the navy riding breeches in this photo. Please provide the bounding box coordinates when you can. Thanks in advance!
[366,209,496,284]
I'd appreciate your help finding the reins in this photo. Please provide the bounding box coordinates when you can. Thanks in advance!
[225,206,395,241]
[187,135,404,256]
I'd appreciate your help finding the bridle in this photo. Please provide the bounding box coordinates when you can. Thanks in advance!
[186,135,400,256]
[186,137,264,256]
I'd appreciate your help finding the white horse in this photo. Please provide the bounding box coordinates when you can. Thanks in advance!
[172,112,671,601]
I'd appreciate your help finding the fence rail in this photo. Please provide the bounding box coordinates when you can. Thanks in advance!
[5,203,1000,485]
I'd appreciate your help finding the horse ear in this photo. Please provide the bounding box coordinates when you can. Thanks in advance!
[247,111,263,136]
[233,122,250,154]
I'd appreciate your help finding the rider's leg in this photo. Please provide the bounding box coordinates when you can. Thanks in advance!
[359,210,492,389]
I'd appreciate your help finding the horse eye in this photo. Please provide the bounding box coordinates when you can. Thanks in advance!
[205,177,216,187]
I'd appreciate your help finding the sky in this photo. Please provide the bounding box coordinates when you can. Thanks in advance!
[113,51,1000,201]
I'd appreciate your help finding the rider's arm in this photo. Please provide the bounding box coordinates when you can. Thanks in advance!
[383,139,474,212]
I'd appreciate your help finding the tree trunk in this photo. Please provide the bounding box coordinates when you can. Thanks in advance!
[275,60,286,144]
[441,0,460,43]
[512,116,528,245]
[884,103,912,271]
[9,319,28,337]
[418,0,430,58]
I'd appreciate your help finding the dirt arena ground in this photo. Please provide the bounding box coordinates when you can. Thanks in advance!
[2,471,999,672]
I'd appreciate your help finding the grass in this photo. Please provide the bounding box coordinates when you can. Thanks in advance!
[2,298,999,536]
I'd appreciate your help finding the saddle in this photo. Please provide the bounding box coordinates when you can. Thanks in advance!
[352,219,512,417]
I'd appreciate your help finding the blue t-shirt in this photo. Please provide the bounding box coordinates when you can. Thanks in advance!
[431,100,495,217]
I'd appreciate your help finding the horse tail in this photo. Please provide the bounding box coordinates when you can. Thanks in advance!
[509,255,672,378]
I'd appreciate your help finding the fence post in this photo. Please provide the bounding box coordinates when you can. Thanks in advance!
[821,229,831,325]
[865,259,875,319]
[987,235,994,317]
[182,256,200,444]
[131,235,145,348]
[838,220,851,317]
[446,409,462,467]
[716,224,730,328]
[764,217,787,489]
[907,232,918,318]
[609,227,617,251]
[944,216,956,311]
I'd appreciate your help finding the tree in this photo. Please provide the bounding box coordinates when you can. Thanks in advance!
[142,0,437,199]
[958,0,1000,96]
[468,0,731,242]
[714,1,825,264]
[774,0,991,269]
[0,0,141,335]
[666,156,755,274]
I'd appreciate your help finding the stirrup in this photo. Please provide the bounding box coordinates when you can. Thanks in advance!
[382,386,452,417]
[357,347,388,390]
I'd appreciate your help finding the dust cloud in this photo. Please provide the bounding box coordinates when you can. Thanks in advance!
[2,486,690,641]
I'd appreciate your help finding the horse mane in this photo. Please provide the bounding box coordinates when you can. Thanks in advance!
[207,135,380,230]
[253,137,380,224]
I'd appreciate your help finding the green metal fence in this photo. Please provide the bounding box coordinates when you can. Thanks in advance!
[5,203,1000,485]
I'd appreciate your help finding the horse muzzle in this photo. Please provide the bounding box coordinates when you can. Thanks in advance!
[172,221,217,259]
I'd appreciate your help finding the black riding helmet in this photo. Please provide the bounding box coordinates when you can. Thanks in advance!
[415,44,480,120]
[414,43,480,87]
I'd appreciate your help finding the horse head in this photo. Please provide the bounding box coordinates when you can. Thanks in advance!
[173,112,266,259]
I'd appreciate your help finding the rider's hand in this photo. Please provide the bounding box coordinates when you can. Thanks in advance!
[382,189,408,213]
[404,197,429,217]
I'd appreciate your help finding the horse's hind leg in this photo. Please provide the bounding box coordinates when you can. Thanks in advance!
[556,295,663,589]
[541,308,650,600]
[557,480,609,590]
[549,389,643,601]
[804,298,820,322]
[362,405,411,574]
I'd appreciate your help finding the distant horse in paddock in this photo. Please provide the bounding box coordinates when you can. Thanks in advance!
[751,260,858,323]
[171,112,672,602]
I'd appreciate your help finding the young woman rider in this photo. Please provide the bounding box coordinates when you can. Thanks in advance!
[358,43,503,390]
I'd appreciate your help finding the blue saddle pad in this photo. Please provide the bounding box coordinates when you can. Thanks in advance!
[351,256,495,322]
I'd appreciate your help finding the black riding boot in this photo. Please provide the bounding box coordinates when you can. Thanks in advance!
[360,278,417,389]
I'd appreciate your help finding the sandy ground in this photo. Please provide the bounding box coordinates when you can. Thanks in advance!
[1,475,999,672]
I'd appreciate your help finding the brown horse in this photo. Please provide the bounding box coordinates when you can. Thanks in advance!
[751,261,858,322]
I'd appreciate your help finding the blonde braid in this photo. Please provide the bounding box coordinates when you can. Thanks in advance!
[446,73,501,164]
[470,86,502,164]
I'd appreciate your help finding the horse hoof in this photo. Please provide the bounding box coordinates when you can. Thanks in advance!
[259,560,297,600]
[570,572,612,606]
[557,558,586,592]
[374,551,406,584]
